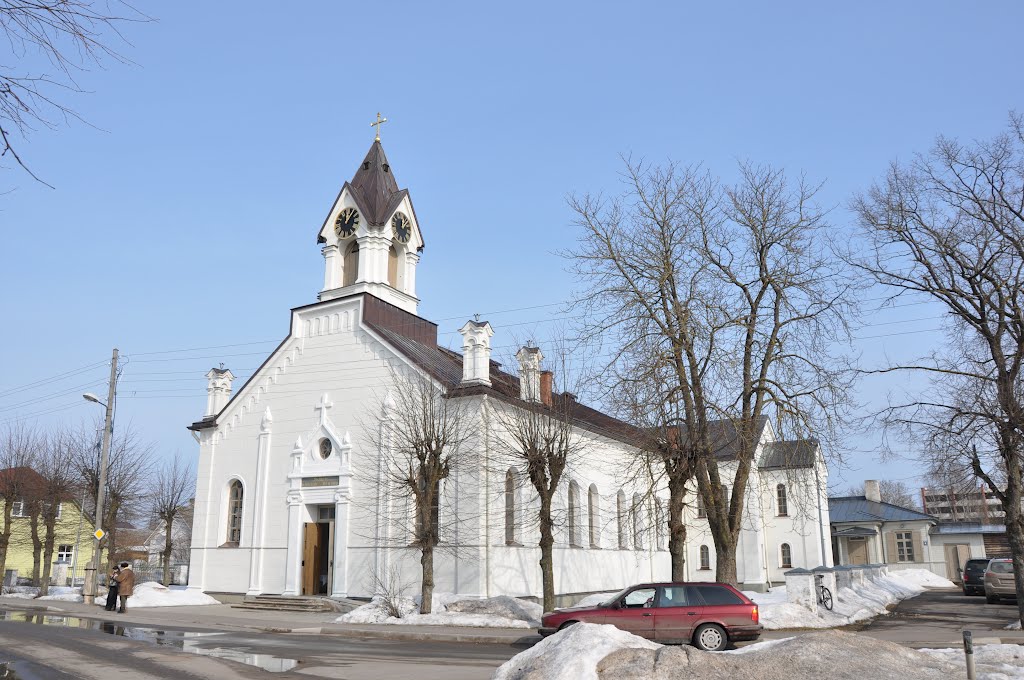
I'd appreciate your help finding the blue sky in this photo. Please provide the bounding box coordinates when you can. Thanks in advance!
[1,1,1021,496]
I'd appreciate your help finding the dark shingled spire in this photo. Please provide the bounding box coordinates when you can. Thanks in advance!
[348,140,402,226]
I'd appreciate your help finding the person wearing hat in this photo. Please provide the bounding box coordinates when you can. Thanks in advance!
[113,561,135,613]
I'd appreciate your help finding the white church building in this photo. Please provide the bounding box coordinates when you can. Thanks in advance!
[186,135,832,602]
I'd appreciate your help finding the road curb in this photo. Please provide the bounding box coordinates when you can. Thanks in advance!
[316,626,542,645]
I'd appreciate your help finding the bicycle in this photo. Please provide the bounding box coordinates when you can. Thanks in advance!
[815,574,833,611]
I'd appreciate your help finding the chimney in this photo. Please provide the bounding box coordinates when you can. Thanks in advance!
[516,345,544,402]
[540,371,553,407]
[864,480,881,504]
[458,320,494,386]
[204,365,236,417]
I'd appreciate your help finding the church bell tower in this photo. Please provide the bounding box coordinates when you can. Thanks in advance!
[316,116,425,314]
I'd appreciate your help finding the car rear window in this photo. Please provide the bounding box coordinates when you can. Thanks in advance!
[991,561,1014,574]
[693,585,744,605]
[966,561,989,572]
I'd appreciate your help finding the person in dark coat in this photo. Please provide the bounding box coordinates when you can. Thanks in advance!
[104,566,120,611]
[114,562,135,613]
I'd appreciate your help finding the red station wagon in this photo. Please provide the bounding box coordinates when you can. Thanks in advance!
[539,582,762,651]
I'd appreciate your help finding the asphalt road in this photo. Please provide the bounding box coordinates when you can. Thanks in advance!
[0,613,527,679]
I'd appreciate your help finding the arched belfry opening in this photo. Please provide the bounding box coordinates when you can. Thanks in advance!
[388,244,399,288]
[343,241,359,287]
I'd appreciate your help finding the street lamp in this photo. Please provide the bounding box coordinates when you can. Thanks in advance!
[82,349,118,605]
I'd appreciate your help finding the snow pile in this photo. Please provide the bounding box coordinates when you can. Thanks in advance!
[745,569,954,629]
[337,593,542,628]
[111,582,221,608]
[1,586,83,602]
[494,625,1024,680]
[492,622,659,680]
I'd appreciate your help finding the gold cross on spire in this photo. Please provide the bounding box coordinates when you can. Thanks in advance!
[371,112,388,141]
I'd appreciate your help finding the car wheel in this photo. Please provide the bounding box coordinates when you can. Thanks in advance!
[986,592,999,604]
[558,620,578,632]
[693,624,728,652]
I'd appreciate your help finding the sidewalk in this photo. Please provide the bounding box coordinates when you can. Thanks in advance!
[0,595,540,645]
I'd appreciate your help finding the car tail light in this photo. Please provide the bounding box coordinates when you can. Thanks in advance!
[751,606,759,624]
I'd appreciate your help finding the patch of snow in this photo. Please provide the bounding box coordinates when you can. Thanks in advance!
[1,586,83,602]
[492,622,658,680]
[336,593,541,628]
[1005,619,1021,630]
[920,644,1024,679]
[744,569,955,630]
[109,582,220,608]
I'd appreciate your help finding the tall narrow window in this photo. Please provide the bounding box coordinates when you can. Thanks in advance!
[12,499,26,517]
[696,493,706,519]
[588,484,600,548]
[699,545,710,570]
[617,490,627,549]
[342,241,359,286]
[505,469,517,545]
[655,499,666,550]
[780,543,793,568]
[568,481,581,547]
[388,244,399,288]
[226,480,243,545]
[632,493,643,549]
[777,484,788,516]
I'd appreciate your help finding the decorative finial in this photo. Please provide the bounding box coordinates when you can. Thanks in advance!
[474,313,481,322]
[371,112,388,142]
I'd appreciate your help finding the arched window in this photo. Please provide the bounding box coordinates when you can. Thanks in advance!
[568,481,581,547]
[617,490,627,549]
[505,469,517,545]
[632,493,643,550]
[699,544,710,570]
[226,480,243,545]
[588,484,600,548]
[342,241,360,286]
[777,484,788,516]
[696,492,706,519]
[781,542,793,568]
[388,244,399,288]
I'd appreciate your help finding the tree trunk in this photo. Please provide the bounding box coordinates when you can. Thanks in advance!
[0,508,11,587]
[29,512,41,585]
[39,517,56,596]
[1003,452,1024,629]
[715,542,738,585]
[667,476,687,581]
[538,494,556,612]
[162,517,174,586]
[420,543,434,615]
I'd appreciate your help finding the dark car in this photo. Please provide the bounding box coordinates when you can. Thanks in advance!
[962,558,990,596]
[538,582,761,651]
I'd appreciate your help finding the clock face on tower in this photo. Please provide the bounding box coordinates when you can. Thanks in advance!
[392,213,412,244]
[335,208,359,238]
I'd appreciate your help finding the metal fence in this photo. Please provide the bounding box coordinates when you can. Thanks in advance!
[2,560,189,593]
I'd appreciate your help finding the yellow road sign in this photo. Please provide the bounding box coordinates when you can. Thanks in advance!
[94,529,105,541]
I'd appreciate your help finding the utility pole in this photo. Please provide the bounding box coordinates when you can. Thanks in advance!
[82,348,118,605]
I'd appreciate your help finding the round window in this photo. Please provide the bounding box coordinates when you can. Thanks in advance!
[318,438,333,459]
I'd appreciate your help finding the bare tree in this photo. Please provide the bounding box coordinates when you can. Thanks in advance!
[846,480,918,509]
[364,370,472,615]
[492,347,588,612]
[149,453,194,586]
[0,422,40,588]
[853,113,1024,624]
[35,429,78,595]
[569,158,856,584]
[0,0,146,183]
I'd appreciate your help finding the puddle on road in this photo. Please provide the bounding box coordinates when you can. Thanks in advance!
[0,610,298,673]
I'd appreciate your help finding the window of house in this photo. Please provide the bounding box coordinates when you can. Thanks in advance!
[57,544,74,563]
[696,493,706,519]
[588,484,600,548]
[317,506,335,521]
[226,480,243,545]
[12,499,26,517]
[699,544,710,570]
[632,493,643,550]
[568,481,581,547]
[655,499,666,550]
[777,484,788,516]
[505,469,517,545]
[781,542,792,568]
[617,490,627,549]
[896,531,915,561]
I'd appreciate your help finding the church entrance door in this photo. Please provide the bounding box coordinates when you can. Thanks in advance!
[301,514,335,596]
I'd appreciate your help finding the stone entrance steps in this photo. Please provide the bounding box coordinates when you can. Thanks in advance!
[232,595,362,613]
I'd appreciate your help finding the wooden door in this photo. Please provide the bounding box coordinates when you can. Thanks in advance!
[848,538,868,565]
[302,522,319,596]
[326,520,335,595]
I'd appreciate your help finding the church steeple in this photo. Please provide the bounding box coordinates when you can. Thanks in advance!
[316,131,424,314]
